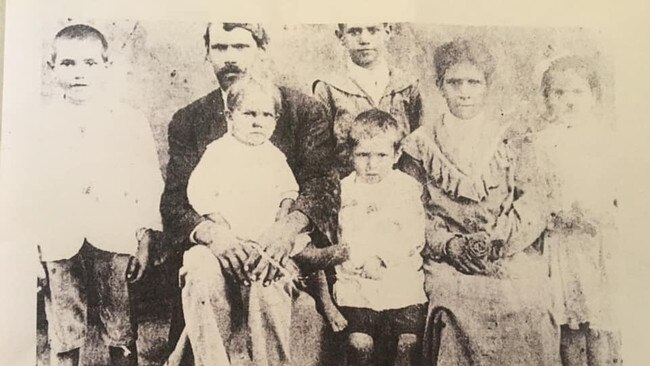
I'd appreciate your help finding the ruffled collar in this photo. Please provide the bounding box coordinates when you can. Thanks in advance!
[402,112,511,202]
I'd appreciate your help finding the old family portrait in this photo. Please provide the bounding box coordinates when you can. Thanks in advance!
[24,19,620,366]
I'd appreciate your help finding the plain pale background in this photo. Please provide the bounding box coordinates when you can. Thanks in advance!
[1,0,649,364]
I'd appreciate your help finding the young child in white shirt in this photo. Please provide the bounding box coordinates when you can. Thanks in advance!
[31,24,163,366]
[314,109,427,366]
[187,76,310,261]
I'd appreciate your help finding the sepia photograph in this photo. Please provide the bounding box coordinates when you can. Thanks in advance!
[2,0,648,365]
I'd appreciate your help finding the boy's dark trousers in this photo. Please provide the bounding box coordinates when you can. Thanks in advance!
[43,241,137,366]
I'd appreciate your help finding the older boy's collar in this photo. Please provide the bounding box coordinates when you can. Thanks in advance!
[315,64,416,98]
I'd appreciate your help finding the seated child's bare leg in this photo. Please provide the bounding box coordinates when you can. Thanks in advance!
[394,333,419,366]
[313,270,348,332]
[51,348,80,366]
[346,332,374,366]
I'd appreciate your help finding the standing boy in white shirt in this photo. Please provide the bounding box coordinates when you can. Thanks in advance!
[33,24,163,366]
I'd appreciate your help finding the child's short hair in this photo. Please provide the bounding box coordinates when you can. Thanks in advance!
[347,109,406,152]
[203,23,269,53]
[433,38,495,88]
[541,55,602,101]
[51,24,109,64]
[225,76,283,116]
[336,23,389,34]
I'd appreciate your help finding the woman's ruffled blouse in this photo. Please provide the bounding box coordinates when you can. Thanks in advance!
[400,112,548,260]
[401,113,513,203]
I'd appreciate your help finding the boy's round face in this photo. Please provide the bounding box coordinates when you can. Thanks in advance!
[440,62,488,120]
[545,69,595,121]
[338,23,389,68]
[228,92,277,146]
[207,26,261,90]
[352,135,398,184]
[52,37,107,104]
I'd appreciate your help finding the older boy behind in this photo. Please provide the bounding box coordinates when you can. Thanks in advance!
[313,23,422,175]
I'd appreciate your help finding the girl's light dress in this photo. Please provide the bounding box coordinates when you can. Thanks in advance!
[533,119,619,332]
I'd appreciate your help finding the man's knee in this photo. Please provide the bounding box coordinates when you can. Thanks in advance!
[347,332,374,355]
[181,245,226,293]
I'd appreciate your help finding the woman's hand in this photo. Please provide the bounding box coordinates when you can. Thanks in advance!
[443,235,487,275]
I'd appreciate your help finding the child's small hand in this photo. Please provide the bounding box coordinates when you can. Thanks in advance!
[360,256,386,280]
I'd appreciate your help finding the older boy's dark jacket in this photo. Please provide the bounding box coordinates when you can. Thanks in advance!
[312,68,422,176]
[161,86,339,251]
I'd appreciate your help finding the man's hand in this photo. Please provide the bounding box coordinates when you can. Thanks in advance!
[443,235,487,276]
[127,228,153,283]
[194,220,255,286]
[249,211,309,286]
[216,238,257,286]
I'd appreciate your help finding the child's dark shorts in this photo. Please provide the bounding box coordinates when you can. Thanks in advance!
[43,241,135,353]
[339,303,427,339]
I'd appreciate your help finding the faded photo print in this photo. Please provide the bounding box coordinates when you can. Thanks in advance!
[20,19,620,365]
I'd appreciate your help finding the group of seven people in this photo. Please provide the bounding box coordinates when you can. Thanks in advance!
[30,21,619,366]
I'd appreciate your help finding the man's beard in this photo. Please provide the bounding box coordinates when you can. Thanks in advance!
[216,64,245,89]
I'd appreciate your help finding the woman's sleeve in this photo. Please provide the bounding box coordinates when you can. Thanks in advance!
[397,152,428,186]
[400,134,459,259]
[424,214,457,261]
[501,138,554,256]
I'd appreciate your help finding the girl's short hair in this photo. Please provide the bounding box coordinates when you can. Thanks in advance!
[433,38,496,88]
[347,109,406,152]
[225,76,283,116]
[541,55,602,101]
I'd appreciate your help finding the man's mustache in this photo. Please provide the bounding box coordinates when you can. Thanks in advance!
[217,65,244,77]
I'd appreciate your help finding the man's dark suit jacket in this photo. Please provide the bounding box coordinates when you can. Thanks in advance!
[160,86,339,252]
